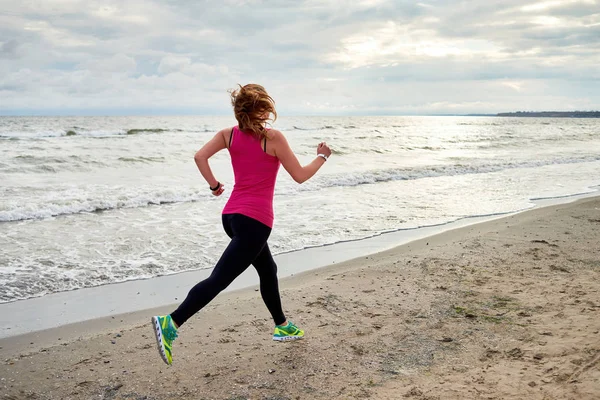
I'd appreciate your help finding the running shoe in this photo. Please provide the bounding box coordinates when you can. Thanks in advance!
[273,320,304,341]
[151,315,178,365]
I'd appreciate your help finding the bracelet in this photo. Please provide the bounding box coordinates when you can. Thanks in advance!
[210,182,221,191]
[317,153,328,161]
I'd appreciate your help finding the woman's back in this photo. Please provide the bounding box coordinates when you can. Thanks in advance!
[222,127,280,228]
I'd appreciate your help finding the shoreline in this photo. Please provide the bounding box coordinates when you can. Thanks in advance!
[1,189,598,342]
[0,195,598,399]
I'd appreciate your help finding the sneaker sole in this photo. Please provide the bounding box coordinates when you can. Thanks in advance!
[273,335,304,342]
[151,316,170,365]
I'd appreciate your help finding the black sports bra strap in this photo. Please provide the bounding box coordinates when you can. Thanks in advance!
[229,127,234,147]
[263,136,267,152]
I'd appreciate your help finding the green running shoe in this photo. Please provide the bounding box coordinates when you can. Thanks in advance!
[273,320,304,341]
[151,315,178,365]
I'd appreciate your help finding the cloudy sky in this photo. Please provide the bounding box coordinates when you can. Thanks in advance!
[1,0,599,115]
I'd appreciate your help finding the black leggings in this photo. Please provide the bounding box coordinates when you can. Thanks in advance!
[170,213,286,327]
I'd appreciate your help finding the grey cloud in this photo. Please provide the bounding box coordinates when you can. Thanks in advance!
[0,39,19,58]
[0,84,21,91]
[541,2,600,18]
[43,15,124,41]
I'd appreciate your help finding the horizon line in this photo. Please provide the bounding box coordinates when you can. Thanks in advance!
[1,111,599,118]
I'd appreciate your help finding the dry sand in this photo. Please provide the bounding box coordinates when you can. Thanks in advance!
[1,197,599,400]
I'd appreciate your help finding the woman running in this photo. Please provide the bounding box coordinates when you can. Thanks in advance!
[152,84,332,365]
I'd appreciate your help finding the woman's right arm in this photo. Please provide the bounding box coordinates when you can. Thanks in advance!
[273,130,331,184]
[194,128,228,196]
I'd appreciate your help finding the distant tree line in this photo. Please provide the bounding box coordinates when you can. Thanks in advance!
[497,111,600,118]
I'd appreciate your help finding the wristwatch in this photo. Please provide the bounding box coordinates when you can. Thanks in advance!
[317,154,328,161]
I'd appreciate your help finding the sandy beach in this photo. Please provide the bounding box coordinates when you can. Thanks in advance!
[1,197,599,399]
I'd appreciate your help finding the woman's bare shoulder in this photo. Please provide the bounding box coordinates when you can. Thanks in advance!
[217,127,235,139]
[218,127,235,134]
[268,129,285,140]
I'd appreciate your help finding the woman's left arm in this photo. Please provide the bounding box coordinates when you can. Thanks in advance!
[194,129,228,196]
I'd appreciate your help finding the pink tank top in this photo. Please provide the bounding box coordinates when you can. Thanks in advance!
[222,126,280,228]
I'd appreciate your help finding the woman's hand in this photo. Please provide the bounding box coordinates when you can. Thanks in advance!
[211,182,225,196]
[317,142,332,158]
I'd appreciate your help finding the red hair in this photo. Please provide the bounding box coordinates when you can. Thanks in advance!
[230,84,277,138]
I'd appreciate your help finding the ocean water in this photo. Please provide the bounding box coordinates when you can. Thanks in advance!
[1,116,599,303]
